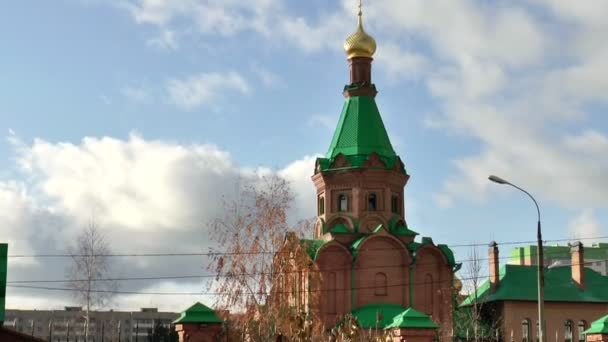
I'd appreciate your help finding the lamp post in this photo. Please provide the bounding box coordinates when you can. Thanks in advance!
[488,175,545,342]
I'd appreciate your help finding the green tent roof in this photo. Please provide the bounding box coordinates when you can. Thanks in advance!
[350,303,409,329]
[461,265,608,306]
[173,302,223,324]
[584,314,608,335]
[385,307,438,329]
[327,96,395,160]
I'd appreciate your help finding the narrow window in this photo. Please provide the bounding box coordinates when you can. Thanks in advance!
[522,319,530,342]
[374,272,388,296]
[318,196,325,215]
[577,321,586,342]
[424,274,434,315]
[368,193,377,211]
[339,194,348,212]
[565,320,573,342]
[391,195,399,214]
[327,272,337,313]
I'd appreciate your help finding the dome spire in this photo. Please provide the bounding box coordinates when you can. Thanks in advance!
[344,0,377,59]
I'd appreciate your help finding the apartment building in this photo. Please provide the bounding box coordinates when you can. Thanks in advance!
[3,306,178,341]
[509,243,608,275]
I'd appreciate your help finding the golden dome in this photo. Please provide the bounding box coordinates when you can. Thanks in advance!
[343,3,376,59]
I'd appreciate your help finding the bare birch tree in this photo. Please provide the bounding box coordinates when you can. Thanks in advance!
[67,220,116,341]
[208,175,315,341]
[467,246,484,342]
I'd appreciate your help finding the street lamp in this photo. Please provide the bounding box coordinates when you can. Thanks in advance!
[488,175,545,342]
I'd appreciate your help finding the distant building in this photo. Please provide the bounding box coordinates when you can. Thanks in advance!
[462,242,608,342]
[509,243,608,275]
[3,306,178,342]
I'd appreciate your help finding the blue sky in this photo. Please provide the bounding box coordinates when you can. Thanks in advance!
[1,0,607,310]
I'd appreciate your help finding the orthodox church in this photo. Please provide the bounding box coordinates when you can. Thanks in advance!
[278,4,460,339]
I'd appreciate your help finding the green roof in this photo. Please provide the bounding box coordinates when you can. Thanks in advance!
[327,96,395,159]
[350,303,409,329]
[173,302,223,324]
[385,307,438,329]
[584,314,608,335]
[316,95,406,174]
[329,223,351,234]
[408,238,458,268]
[300,239,326,260]
[0,243,6,323]
[461,265,608,306]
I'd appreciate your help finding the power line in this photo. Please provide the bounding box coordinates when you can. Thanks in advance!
[8,263,608,297]
[6,235,608,259]
[6,248,600,285]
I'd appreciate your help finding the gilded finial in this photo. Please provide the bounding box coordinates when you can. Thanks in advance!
[344,0,377,59]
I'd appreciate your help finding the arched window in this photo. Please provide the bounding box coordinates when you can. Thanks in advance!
[391,195,400,214]
[522,319,531,342]
[318,196,325,215]
[339,194,348,212]
[565,320,573,342]
[368,193,377,211]
[374,272,388,296]
[577,321,587,342]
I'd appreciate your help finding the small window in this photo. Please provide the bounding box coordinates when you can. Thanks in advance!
[318,196,325,215]
[391,195,399,213]
[374,272,388,296]
[368,193,377,211]
[522,319,530,342]
[577,321,586,342]
[339,194,348,212]
[565,320,573,342]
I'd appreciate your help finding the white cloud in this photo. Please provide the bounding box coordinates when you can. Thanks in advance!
[251,64,283,88]
[374,43,427,81]
[433,193,453,209]
[362,1,608,210]
[5,134,318,310]
[146,29,178,49]
[166,71,250,110]
[568,209,601,242]
[307,114,337,131]
[120,85,152,104]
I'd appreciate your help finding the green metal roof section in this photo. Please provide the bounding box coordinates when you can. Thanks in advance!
[388,215,418,236]
[385,307,438,329]
[408,238,458,268]
[461,264,608,306]
[0,243,6,323]
[300,239,326,261]
[173,302,223,324]
[329,223,351,234]
[584,314,608,335]
[327,96,395,159]
[350,303,409,329]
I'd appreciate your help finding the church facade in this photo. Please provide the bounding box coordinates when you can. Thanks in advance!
[275,5,460,339]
